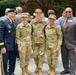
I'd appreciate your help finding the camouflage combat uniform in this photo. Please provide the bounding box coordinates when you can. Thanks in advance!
[31,18,46,69]
[45,14,62,75]
[45,24,62,69]
[16,22,32,68]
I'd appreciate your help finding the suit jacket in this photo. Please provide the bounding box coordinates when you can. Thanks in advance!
[0,16,16,51]
[61,17,76,50]
[14,13,22,26]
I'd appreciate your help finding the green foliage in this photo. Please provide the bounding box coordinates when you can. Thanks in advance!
[54,5,65,11]
[53,5,65,16]
[0,0,20,16]
[0,0,76,17]
[72,7,76,15]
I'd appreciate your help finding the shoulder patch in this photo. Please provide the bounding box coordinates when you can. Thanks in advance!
[1,19,5,22]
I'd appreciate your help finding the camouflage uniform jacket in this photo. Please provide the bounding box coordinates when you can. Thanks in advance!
[16,22,32,47]
[45,24,62,48]
[31,19,46,44]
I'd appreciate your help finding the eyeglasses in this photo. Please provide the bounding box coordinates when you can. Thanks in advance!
[65,11,72,13]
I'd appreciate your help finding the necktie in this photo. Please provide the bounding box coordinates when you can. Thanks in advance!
[63,18,68,30]
[11,21,15,31]
[12,21,14,25]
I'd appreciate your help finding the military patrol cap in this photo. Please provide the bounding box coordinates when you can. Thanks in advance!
[7,9,16,13]
[21,13,28,18]
[25,12,30,18]
[35,8,42,13]
[49,14,56,20]
[25,12,30,16]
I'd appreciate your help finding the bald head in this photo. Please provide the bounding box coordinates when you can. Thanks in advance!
[65,7,72,13]
[16,6,22,14]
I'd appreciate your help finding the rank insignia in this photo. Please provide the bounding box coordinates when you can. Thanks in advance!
[8,30,11,33]
[1,19,5,22]
[8,24,11,29]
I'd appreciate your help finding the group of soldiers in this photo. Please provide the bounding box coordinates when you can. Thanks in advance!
[1,6,76,75]
[0,7,62,75]
[16,8,62,75]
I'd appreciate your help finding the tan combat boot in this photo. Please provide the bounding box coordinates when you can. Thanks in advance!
[22,67,28,75]
[48,69,52,75]
[35,67,39,73]
[38,68,42,75]
[25,65,30,75]
[50,68,55,75]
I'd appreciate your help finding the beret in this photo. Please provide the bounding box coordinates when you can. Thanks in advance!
[8,9,16,13]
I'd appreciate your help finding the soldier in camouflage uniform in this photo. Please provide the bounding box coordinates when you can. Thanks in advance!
[16,13,32,75]
[31,8,46,75]
[45,14,62,75]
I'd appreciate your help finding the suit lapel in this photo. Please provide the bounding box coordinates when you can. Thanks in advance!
[64,17,73,32]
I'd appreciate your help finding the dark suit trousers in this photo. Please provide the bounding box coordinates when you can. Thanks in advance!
[2,50,16,75]
[69,51,76,75]
[61,42,69,70]
[15,43,19,58]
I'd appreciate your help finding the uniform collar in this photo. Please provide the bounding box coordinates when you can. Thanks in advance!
[21,22,29,27]
[35,18,44,22]
[48,24,55,28]
[7,16,12,23]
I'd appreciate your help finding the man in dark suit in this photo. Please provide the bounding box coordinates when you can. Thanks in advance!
[60,7,76,75]
[0,9,16,75]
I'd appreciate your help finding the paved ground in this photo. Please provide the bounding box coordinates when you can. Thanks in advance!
[0,53,69,75]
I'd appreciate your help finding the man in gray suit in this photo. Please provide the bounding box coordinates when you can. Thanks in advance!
[56,9,70,74]
[60,7,76,75]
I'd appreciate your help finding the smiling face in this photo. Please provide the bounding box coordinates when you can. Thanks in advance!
[35,8,43,20]
[49,18,55,25]
[35,12,42,19]
[65,8,73,18]
[8,12,16,20]
[48,14,56,25]
[21,17,28,23]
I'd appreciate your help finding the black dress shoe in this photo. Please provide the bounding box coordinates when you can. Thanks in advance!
[9,74,15,75]
[60,70,70,74]
[8,72,15,75]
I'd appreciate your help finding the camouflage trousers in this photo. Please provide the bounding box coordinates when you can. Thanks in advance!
[32,43,45,68]
[46,46,59,69]
[0,53,5,75]
[19,45,31,68]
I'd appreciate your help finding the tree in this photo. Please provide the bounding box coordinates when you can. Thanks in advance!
[0,0,20,16]
[1,0,76,17]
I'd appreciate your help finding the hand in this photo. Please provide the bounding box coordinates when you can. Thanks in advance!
[74,47,76,53]
[1,47,6,54]
[56,47,60,53]
[18,47,22,53]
